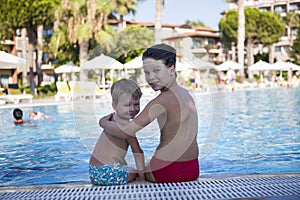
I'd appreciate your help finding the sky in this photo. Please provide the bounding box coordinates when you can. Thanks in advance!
[124,0,229,29]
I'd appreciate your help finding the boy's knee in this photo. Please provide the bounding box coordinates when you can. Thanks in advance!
[127,172,137,183]
[145,171,156,182]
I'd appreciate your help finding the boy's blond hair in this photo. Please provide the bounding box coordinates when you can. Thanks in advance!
[111,79,142,104]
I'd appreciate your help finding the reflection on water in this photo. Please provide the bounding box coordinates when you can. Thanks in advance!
[0,87,299,186]
[199,88,300,175]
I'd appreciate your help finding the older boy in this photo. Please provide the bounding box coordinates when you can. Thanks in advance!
[89,79,145,186]
[99,44,199,183]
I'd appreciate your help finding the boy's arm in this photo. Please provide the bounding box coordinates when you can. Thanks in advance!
[127,136,145,181]
[99,97,166,139]
[99,113,139,139]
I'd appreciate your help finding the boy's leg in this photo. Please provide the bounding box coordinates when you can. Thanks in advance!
[127,167,137,182]
[145,164,156,182]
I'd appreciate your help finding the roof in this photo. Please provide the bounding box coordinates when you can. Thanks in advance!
[162,32,220,41]
[107,19,219,32]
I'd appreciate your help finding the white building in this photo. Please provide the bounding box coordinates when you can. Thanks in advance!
[228,0,300,62]
[109,20,223,64]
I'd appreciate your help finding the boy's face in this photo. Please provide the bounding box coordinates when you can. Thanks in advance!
[143,58,175,91]
[113,93,140,120]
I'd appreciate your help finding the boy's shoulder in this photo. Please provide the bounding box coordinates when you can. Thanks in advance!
[14,120,25,124]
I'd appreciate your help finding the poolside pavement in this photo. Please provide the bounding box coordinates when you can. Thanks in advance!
[0,173,299,200]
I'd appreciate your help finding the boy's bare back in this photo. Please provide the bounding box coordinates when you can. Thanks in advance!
[132,82,198,162]
[90,130,129,166]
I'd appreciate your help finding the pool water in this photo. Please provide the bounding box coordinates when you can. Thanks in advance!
[0,87,299,186]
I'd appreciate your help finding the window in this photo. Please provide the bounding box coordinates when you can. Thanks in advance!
[43,52,49,63]
[0,74,9,87]
[192,39,202,49]
[289,4,299,11]
[274,5,286,13]
[275,46,281,52]
[43,29,53,36]
[260,7,271,12]
[207,39,215,47]
[292,28,298,37]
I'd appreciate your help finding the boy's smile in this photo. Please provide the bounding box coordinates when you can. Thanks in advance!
[113,93,140,120]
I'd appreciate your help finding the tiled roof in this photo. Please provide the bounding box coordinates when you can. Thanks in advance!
[107,19,219,32]
[162,32,220,41]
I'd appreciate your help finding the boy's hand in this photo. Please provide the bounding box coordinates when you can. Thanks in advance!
[99,113,113,127]
[137,169,145,181]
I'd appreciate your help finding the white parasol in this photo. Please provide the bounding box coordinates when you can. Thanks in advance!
[0,51,26,69]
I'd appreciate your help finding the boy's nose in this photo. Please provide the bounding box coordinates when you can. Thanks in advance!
[147,72,154,81]
[129,105,135,111]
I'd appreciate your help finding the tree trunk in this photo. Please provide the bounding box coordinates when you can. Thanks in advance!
[231,42,236,61]
[87,0,96,35]
[21,28,29,88]
[237,0,245,82]
[268,44,275,64]
[37,25,44,86]
[246,39,254,67]
[79,39,89,81]
[155,0,163,44]
[27,27,37,95]
[289,27,294,47]
[118,15,125,32]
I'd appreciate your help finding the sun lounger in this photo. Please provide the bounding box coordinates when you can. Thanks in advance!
[0,89,7,105]
[1,88,34,104]
[55,81,72,101]
[69,81,103,99]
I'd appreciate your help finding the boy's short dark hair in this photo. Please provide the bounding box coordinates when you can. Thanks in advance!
[142,44,176,68]
[13,108,23,120]
[111,79,142,104]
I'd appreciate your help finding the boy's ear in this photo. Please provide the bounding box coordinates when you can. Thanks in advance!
[112,102,117,111]
[170,64,176,74]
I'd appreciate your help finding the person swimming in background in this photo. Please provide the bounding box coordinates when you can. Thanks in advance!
[13,108,33,126]
[29,111,54,120]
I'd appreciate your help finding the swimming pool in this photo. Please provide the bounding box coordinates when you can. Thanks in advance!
[0,87,299,186]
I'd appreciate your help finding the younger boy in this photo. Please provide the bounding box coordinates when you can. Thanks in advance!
[89,79,145,186]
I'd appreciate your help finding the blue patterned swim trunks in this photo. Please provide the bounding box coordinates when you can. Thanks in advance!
[89,163,128,186]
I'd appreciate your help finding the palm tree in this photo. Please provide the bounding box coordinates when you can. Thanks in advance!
[113,0,138,31]
[50,0,109,80]
[51,0,139,80]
